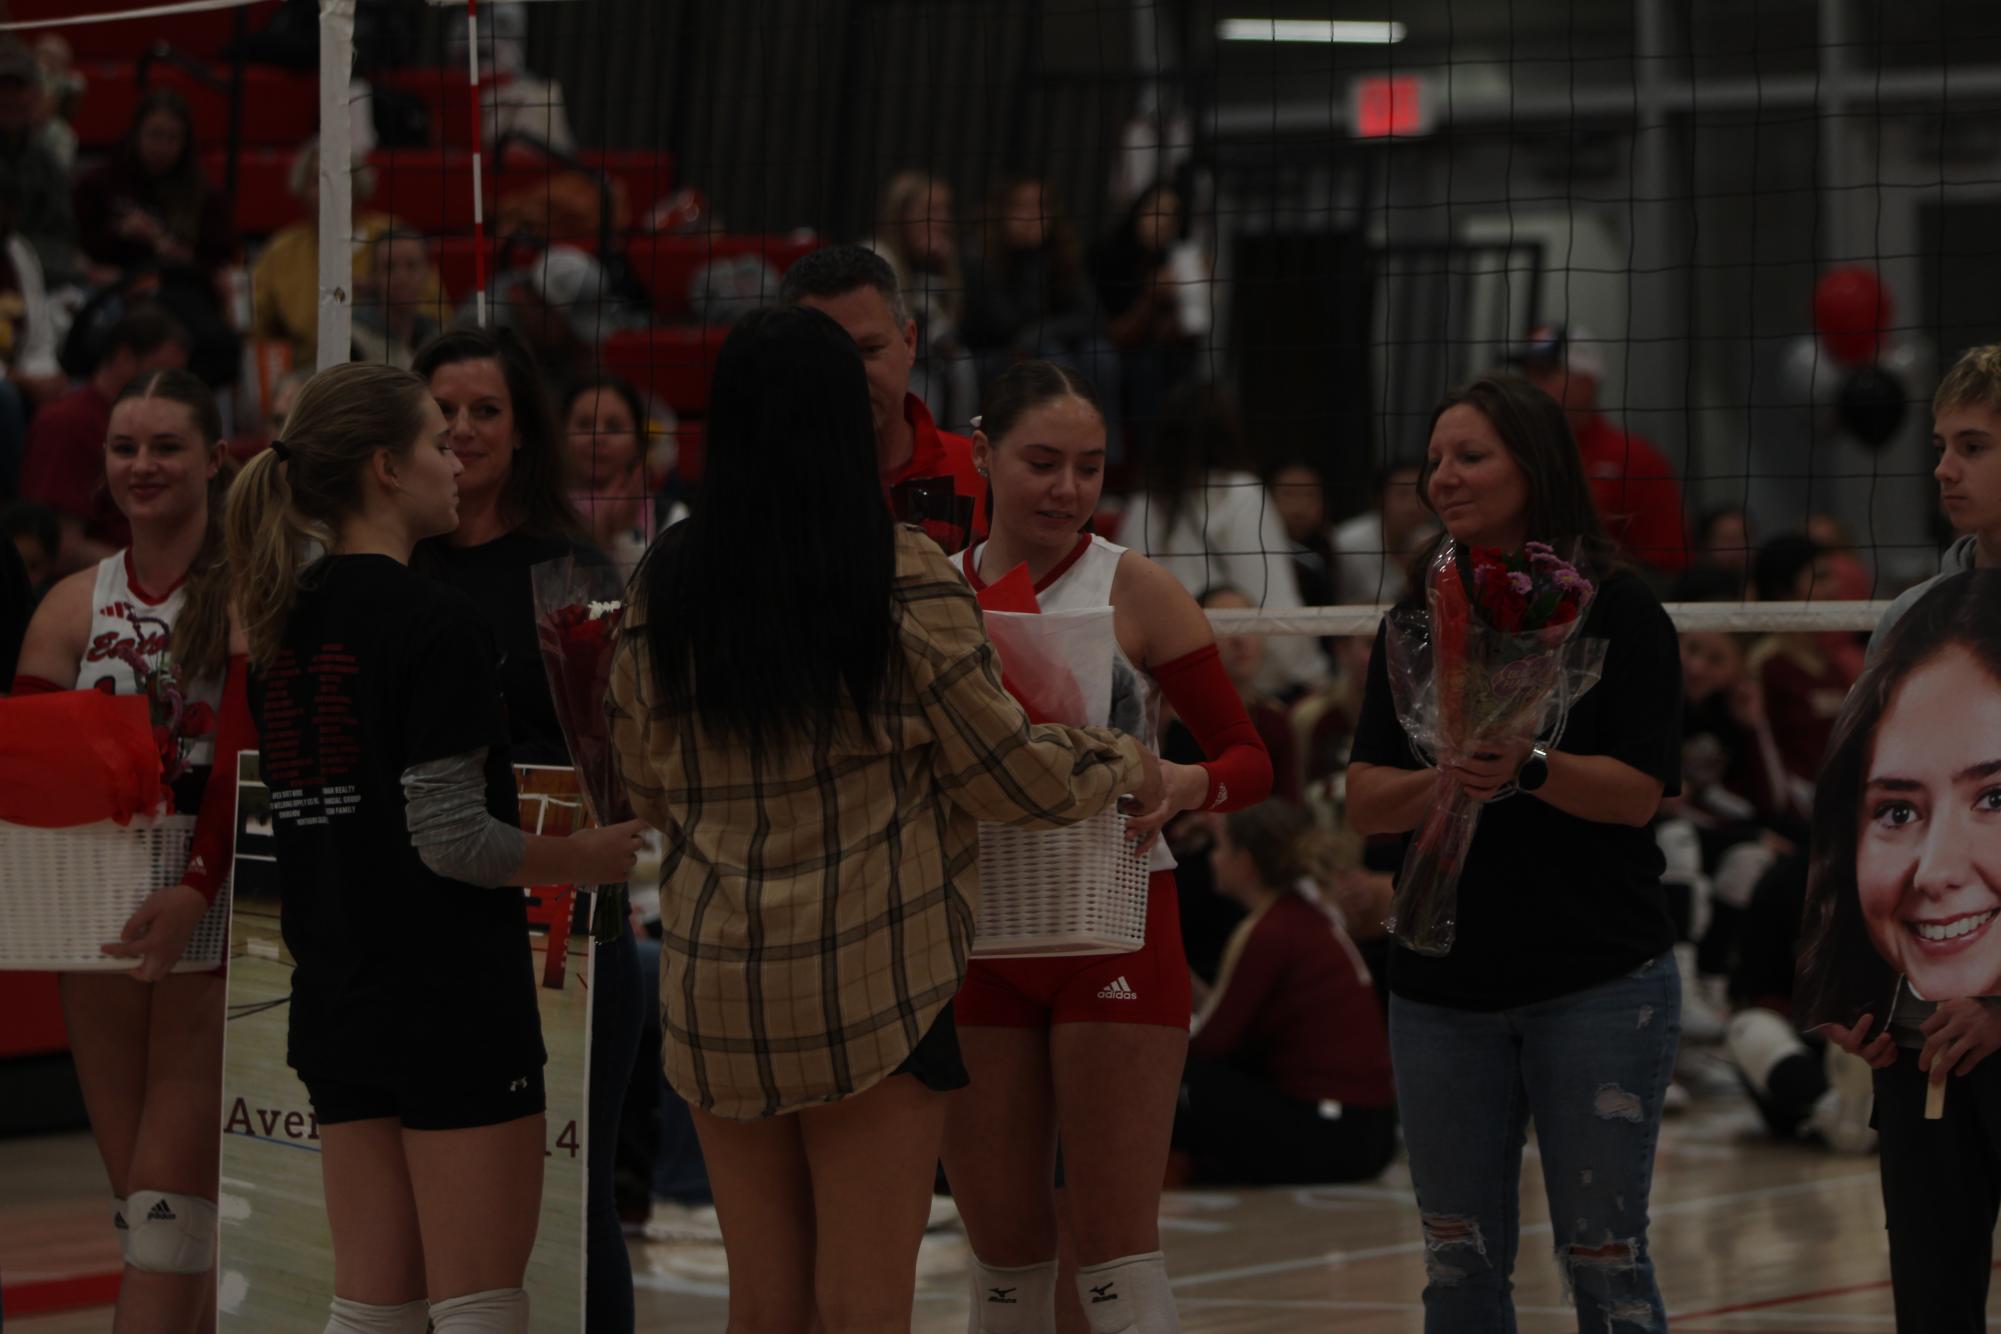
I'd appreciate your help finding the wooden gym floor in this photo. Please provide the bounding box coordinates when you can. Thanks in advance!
[4,1046,1974,1330]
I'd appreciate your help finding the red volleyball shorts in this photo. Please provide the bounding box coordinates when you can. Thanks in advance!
[955,870,1190,1028]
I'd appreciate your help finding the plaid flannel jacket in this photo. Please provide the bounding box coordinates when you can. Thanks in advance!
[609,527,1144,1120]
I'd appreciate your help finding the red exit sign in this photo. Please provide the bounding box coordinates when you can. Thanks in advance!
[1350,75,1432,138]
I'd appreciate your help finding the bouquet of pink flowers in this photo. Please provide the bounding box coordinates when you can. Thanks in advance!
[1383,541,1607,956]
[532,555,635,940]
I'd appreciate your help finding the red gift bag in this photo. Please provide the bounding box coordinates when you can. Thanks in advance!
[0,691,167,828]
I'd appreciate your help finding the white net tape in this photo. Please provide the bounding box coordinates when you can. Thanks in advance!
[1205,600,1893,639]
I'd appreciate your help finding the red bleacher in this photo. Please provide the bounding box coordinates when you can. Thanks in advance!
[74,60,317,152]
[20,0,282,62]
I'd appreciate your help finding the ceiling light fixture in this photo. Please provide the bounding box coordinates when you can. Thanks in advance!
[1218,18,1408,44]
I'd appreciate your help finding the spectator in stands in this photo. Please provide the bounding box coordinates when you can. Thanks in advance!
[960,176,1114,432]
[351,228,443,371]
[1196,586,1303,805]
[73,89,235,286]
[1747,534,1857,794]
[1714,850,1877,1154]
[1091,180,1200,455]
[562,374,684,573]
[1130,381,1323,693]
[0,162,64,498]
[30,36,78,174]
[475,245,642,394]
[446,2,578,154]
[1,499,56,603]
[72,90,239,388]
[1513,323,1690,577]
[0,37,76,287]
[1175,801,1396,1185]
[1870,345,2001,662]
[1330,461,1437,608]
[1695,504,1753,577]
[779,244,986,552]
[1269,459,1336,608]
[868,170,976,432]
[250,138,419,371]
[20,306,188,573]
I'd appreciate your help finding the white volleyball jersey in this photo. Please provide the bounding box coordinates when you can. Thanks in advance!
[76,550,220,772]
[964,534,1174,872]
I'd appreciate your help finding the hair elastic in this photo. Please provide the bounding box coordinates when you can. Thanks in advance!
[269,439,291,462]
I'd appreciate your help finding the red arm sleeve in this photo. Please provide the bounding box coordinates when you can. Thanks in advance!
[183,655,254,903]
[1151,644,1272,812]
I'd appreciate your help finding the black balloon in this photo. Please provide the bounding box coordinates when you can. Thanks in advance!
[1836,366,1907,448]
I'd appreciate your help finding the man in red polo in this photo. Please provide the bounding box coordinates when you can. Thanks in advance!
[780,244,985,553]
[1514,324,1690,575]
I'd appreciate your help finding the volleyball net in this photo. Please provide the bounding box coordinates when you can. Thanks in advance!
[34,0,1998,645]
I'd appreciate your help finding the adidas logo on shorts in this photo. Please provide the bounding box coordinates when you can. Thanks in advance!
[1097,976,1138,1001]
[147,1199,176,1223]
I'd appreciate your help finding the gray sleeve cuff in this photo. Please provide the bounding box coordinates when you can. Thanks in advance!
[401,750,526,888]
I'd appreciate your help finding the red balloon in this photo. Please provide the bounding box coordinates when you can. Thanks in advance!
[1814,266,1892,367]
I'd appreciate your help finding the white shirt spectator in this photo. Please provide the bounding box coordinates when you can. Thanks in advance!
[1132,468,1325,691]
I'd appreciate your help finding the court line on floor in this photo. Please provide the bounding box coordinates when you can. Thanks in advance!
[1166,1171,1880,1292]
[1676,1259,2001,1321]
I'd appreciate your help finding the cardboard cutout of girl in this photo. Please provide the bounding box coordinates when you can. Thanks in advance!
[1799,570,2001,1033]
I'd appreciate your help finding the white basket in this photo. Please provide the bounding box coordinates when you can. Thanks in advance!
[972,809,1150,959]
[0,816,230,972]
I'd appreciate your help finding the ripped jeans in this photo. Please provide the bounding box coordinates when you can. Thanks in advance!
[1390,952,1680,1333]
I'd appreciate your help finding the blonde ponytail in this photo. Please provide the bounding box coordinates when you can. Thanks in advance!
[223,362,431,667]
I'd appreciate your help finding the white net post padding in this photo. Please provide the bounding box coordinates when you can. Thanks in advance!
[316,0,358,369]
[0,816,230,972]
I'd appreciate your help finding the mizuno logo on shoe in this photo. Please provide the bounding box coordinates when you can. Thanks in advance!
[987,1288,1017,1303]
[1089,1283,1118,1302]
[147,1200,175,1222]
[1097,975,1137,1000]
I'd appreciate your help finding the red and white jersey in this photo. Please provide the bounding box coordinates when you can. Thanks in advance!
[76,550,219,770]
[965,533,1174,872]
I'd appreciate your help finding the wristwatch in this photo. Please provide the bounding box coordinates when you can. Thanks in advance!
[1517,744,1551,792]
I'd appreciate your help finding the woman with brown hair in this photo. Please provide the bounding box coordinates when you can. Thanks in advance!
[411,325,648,1332]
[226,360,641,1334]
[1346,373,1685,1332]
[869,169,975,429]
[12,368,238,1331]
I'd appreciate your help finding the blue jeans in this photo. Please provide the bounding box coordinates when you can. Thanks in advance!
[1390,952,1680,1333]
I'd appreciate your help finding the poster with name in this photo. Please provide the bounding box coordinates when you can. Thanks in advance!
[216,756,591,1331]
[1799,571,2001,1031]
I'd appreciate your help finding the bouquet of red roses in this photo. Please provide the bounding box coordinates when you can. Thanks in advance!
[109,645,215,787]
[1383,540,1606,956]
[532,555,636,941]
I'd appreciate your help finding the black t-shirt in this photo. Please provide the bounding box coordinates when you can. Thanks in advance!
[414,529,606,766]
[1350,571,1683,1010]
[249,555,542,1083]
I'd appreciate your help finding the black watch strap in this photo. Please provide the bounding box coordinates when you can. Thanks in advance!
[1517,744,1551,792]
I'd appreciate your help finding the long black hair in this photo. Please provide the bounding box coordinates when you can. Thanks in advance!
[1795,571,2001,1028]
[1406,374,1623,595]
[638,306,895,756]
[413,325,582,538]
